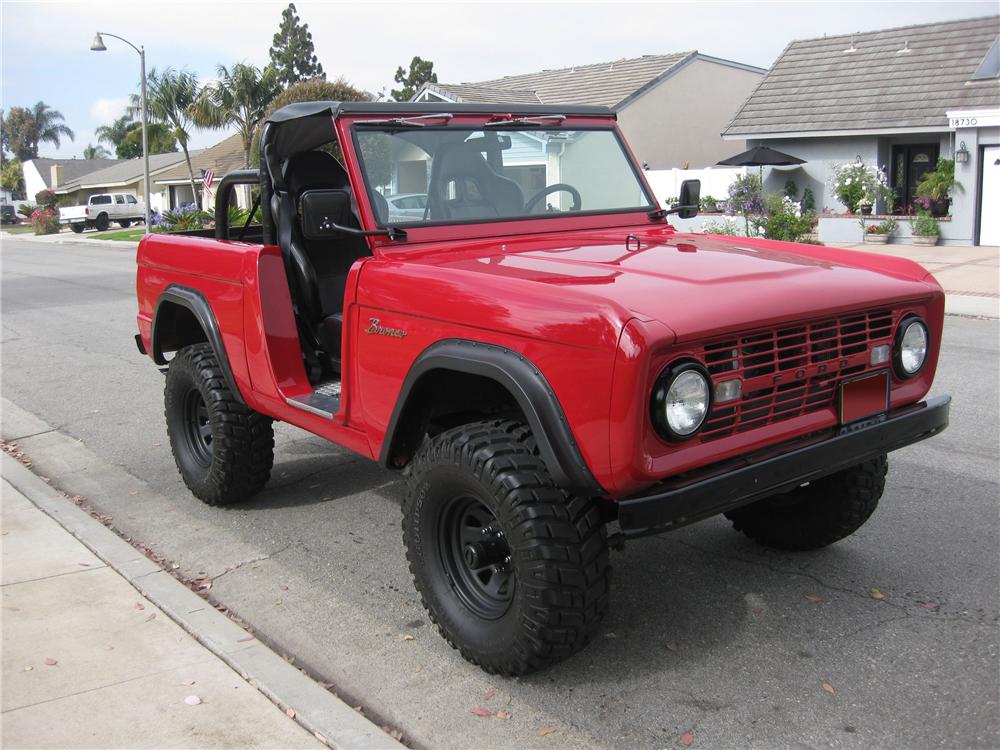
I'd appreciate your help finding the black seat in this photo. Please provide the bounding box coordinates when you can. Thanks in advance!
[427,141,524,220]
[280,150,370,378]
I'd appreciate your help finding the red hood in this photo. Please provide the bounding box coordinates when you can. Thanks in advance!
[399,227,940,344]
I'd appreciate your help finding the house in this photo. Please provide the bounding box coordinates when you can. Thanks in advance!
[23,157,121,200]
[723,16,1000,246]
[51,151,196,213]
[413,52,767,169]
[152,134,249,211]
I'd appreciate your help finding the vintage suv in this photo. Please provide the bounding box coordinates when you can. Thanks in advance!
[135,102,950,675]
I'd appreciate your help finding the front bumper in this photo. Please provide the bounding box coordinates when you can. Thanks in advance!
[617,395,950,537]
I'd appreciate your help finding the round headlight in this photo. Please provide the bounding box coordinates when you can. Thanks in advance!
[651,363,711,440]
[894,317,929,377]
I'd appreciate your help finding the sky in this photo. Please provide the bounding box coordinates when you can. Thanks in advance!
[2,0,997,159]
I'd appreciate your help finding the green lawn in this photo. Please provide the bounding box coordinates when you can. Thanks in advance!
[92,228,148,241]
[2,224,35,235]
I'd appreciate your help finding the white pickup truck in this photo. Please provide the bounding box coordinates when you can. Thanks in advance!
[60,192,145,233]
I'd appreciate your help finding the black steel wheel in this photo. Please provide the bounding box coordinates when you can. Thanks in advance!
[94,213,109,231]
[438,495,514,620]
[402,419,610,675]
[165,343,274,505]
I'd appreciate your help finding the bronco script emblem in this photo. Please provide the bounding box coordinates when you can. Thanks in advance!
[365,317,407,338]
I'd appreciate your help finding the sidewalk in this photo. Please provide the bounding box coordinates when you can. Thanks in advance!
[828,242,999,318]
[1,453,404,750]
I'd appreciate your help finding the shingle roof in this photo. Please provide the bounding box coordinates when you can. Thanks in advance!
[57,151,194,192]
[30,157,122,189]
[423,52,707,108]
[153,133,245,183]
[724,16,1000,136]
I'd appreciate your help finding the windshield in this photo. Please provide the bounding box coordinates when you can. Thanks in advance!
[353,126,654,227]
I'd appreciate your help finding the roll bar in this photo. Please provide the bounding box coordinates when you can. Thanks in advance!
[213,169,262,240]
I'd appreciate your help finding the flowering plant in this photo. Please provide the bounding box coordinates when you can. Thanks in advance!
[831,159,894,213]
[865,218,897,235]
[30,206,60,235]
[727,173,764,235]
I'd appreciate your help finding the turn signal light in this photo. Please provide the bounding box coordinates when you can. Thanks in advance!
[870,344,890,366]
[714,379,742,404]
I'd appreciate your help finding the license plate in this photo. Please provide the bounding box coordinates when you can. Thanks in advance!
[839,370,890,424]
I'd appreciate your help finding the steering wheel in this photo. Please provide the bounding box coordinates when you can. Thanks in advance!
[525,183,582,213]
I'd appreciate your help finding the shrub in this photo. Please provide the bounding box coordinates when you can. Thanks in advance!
[701,217,743,236]
[34,189,57,209]
[160,204,212,231]
[864,218,897,235]
[784,179,797,199]
[30,206,60,235]
[802,187,815,213]
[831,160,892,213]
[699,195,723,213]
[727,173,764,235]
[915,158,955,201]
[763,193,815,242]
[912,212,940,237]
[17,203,35,219]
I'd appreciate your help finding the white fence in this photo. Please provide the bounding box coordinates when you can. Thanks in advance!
[644,167,745,205]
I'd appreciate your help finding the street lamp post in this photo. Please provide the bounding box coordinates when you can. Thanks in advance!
[90,32,151,233]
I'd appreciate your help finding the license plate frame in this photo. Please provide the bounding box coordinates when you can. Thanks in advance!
[838,369,890,425]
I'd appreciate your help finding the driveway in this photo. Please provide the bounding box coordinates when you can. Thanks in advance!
[1,237,997,749]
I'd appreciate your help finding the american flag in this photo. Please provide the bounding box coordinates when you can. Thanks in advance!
[202,169,215,189]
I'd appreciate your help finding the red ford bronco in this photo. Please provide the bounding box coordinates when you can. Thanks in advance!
[135,101,950,675]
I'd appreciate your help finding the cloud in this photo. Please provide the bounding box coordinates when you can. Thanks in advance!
[89,97,130,124]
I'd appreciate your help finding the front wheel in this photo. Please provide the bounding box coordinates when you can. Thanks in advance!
[725,456,887,550]
[165,343,274,505]
[402,419,610,675]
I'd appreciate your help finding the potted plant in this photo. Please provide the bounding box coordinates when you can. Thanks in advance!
[911,211,940,246]
[861,217,896,244]
[915,158,956,217]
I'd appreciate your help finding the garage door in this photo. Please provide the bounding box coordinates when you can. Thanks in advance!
[980,146,1000,246]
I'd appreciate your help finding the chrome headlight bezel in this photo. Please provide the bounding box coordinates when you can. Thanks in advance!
[893,315,929,379]
[650,360,712,442]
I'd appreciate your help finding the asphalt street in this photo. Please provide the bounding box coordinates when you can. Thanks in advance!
[2,236,998,749]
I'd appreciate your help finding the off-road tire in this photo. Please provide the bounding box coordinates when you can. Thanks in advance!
[118,219,131,228]
[725,455,887,551]
[70,224,85,234]
[165,343,274,505]
[94,213,109,231]
[402,419,611,675]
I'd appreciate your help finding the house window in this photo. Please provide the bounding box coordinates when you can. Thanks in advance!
[890,143,939,211]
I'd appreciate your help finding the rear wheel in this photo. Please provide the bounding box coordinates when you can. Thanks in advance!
[70,224,85,234]
[118,219,131,228]
[402,419,610,675]
[94,213,109,231]
[165,343,274,505]
[725,456,887,550]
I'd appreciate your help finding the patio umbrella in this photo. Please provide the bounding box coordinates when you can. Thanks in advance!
[717,146,806,180]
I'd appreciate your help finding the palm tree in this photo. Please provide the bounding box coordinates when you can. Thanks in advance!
[95,114,138,155]
[16,102,75,157]
[130,67,200,201]
[83,143,111,159]
[190,62,281,167]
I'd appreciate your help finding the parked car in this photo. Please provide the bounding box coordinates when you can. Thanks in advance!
[60,192,145,232]
[382,192,427,222]
[0,204,17,224]
[135,101,950,676]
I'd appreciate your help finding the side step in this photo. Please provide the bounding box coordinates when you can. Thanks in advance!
[286,380,341,418]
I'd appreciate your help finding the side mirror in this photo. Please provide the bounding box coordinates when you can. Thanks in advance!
[677,179,700,219]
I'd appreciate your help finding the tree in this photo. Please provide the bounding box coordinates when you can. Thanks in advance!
[4,106,38,161]
[1,159,25,199]
[117,123,178,159]
[83,143,112,159]
[130,67,200,201]
[251,77,367,165]
[191,62,282,167]
[391,56,437,101]
[96,114,138,152]
[269,3,324,86]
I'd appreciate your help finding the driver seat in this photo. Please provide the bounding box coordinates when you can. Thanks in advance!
[279,151,370,379]
[428,141,524,220]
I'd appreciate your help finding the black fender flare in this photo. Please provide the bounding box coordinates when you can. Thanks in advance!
[380,339,602,496]
[151,284,245,405]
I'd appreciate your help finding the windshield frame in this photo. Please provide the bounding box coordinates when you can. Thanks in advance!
[347,120,658,233]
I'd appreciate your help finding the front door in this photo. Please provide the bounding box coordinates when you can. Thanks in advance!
[979,145,1000,246]
[891,143,939,211]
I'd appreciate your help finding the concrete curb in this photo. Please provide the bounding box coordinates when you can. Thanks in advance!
[1,453,404,750]
[945,293,999,319]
